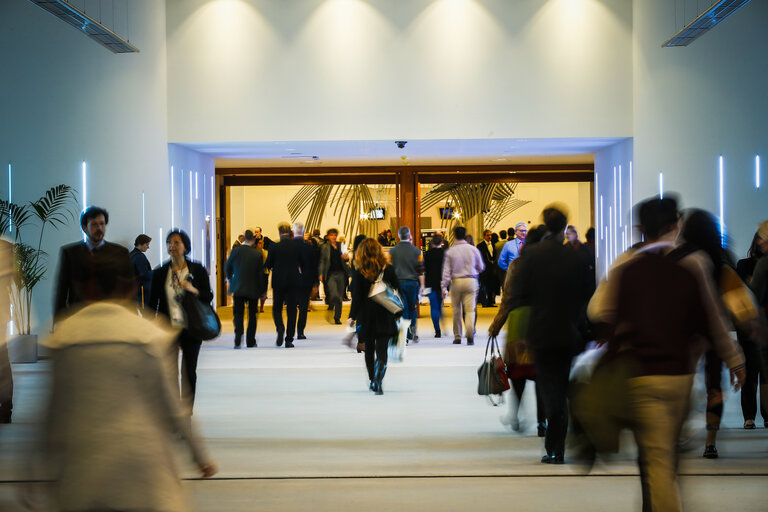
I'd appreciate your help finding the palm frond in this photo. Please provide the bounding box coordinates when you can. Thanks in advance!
[29,185,78,228]
[0,200,33,240]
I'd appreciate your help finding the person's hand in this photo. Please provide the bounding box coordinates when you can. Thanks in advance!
[348,317,355,327]
[199,461,218,478]
[731,367,746,391]
[181,280,199,296]
[442,289,448,299]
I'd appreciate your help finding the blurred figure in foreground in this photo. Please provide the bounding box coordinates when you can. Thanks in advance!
[0,239,14,423]
[348,239,401,395]
[489,225,547,436]
[509,207,591,464]
[587,196,744,512]
[44,259,216,511]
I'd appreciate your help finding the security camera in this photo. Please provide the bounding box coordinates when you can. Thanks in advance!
[395,140,407,149]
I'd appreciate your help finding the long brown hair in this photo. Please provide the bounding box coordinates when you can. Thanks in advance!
[355,238,387,281]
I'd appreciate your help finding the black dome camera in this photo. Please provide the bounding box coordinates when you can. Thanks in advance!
[395,140,407,149]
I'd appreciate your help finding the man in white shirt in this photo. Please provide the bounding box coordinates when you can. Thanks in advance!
[441,226,485,345]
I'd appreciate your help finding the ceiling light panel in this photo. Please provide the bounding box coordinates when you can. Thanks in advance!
[663,0,752,47]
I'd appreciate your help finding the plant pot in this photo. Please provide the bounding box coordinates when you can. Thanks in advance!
[8,334,38,363]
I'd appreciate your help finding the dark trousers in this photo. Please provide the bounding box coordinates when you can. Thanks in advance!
[533,350,573,457]
[426,288,443,332]
[273,286,298,341]
[704,350,724,429]
[478,271,496,306]
[0,343,13,419]
[296,287,311,336]
[325,272,345,322]
[400,280,420,339]
[233,295,258,347]
[178,329,202,411]
[363,334,389,381]
[511,377,546,425]
[739,335,767,422]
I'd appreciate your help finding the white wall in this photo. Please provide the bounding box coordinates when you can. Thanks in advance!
[166,0,633,142]
[633,0,768,259]
[0,0,208,335]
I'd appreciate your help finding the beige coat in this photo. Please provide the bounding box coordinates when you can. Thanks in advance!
[45,302,210,512]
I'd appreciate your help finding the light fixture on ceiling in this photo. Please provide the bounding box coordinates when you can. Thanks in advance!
[28,0,139,53]
[663,0,753,47]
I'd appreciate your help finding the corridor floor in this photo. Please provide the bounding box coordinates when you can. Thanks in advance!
[1,303,766,511]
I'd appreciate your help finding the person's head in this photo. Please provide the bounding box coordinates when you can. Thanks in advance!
[352,233,367,254]
[80,206,109,245]
[680,209,723,270]
[430,234,443,248]
[453,226,467,241]
[585,227,596,243]
[491,232,499,244]
[303,231,310,241]
[522,225,547,253]
[355,238,387,281]
[565,225,578,243]
[465,234,474,245]
[293,222,305,238]
[326,227,339,243]
[398,226,411,242]
[134,234,151,252]
[499,230,507,240]
[237,234,245,243]
[756,220,768,256]
[243,229,255,245]
[256,237,264,250]
[278,222,292,239]
[514,222,527,242]
[637,195,680,241]
[253,227,262,238]
[385,229,392,238]
[166,229,191,260]
[482,229,492,242]
[312,229,321,237]
[542,207,568,236]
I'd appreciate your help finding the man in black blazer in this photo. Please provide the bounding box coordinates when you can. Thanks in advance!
[476,229,497,307]
[225,230,264,348]
[130,233,153,308]
[265,222,303,348]
[54,206,134,320]
[292,222,317,341]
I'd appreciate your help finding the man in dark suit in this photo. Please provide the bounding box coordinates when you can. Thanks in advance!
[509,207,591,464]
[476,229,497,307]
[265,222,303,348]
[130,234,153,308]
[292,222,317,341]
[54,206,134,320]
[225,230,264,348]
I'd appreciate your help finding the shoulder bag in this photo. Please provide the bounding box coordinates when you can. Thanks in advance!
[477,336,510,406]
[181,292,222,341]
[368,271,404,314]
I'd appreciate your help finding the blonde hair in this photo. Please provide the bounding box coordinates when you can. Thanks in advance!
[355,238,387,281]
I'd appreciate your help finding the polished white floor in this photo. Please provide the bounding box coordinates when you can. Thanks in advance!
[1,303,767,511]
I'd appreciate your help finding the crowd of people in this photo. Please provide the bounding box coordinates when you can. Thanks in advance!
[1,199,766,512]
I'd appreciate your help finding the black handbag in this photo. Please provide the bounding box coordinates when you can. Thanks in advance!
[181,293,221,341]
[477,336,510,406]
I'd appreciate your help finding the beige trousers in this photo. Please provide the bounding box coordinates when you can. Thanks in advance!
[450,277,478,340]
[629,374,694,512]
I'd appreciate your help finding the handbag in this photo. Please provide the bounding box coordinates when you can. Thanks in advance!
[181,292,222,341]
[719,265,759,327]
[368,271,404,314]
[477,336,510,406]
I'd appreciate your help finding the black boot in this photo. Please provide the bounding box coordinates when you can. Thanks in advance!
[373,361,387,395]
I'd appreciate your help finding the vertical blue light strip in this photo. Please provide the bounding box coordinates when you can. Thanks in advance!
[659,172,663,199]
[142,191,146,234]
[629,162,633,246]
[594,172,599,259]
[170,166,175,229]
[195,171,199,199]
[201,229,206,268]
[618,165,622,227]
[613,167,617,259]
[181,169,184,217]
[757,155,761,189]
[7,163,12,234]
[82,161,87,242]
[719,155,725,247]
[599,195,603,241]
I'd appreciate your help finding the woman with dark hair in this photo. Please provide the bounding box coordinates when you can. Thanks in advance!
[736,223,768,429]
[348,238,401,395]
[149,229,214,414]
[677,209,737,457]
[423,234,446,338]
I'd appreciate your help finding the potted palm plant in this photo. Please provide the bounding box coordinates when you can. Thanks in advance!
[0,185,78,362]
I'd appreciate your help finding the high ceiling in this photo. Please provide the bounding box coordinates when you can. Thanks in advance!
[177,137,628,168]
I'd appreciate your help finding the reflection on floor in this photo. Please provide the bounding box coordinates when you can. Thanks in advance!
[1,304,766,511]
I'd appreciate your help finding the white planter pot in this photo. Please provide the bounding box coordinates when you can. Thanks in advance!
[8,334,38,363]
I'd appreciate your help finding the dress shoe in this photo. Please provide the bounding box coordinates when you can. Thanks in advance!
[246,342,257,348]
[466,338,474,346]
[703,445,718,459]
[453,338,462,344]
[234,345,242,350]
[334,319,342,325]
[435,329,441,338]
[234,335,242,348]
[411,335,419,344]
[744,420,756,429]
[285,341,295,348]
[297,334,307,340]
[276,332,284,347]
[551,454,564,464]
[541,454,553,464]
